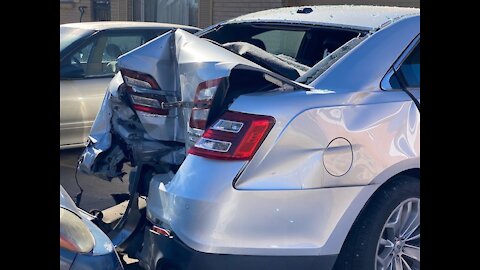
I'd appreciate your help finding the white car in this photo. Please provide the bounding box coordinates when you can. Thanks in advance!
[60,22,199,149]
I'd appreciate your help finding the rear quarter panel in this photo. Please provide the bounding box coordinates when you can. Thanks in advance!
[232,90,419,190]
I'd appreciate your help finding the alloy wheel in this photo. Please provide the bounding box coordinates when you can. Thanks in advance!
[376,198,420,270]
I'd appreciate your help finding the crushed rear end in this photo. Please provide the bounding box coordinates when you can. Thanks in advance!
[79,29,306,181]
[77,22,370,269]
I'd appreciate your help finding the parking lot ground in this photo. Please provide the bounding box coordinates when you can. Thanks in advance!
[60,148,132,211]
[61,148,142,269]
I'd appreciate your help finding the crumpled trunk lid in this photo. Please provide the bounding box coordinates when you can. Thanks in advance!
[118,29,305,145]
[79,29,306,180]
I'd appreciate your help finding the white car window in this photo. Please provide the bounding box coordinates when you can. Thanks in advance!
[101,35,144,74]
[65,34,145,78]
[252,30,305,58]
[72,42,94,64]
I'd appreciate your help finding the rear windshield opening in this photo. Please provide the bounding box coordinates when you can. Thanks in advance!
[202,23,366,81]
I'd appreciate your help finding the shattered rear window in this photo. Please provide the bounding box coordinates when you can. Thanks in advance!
[296,35,366,85]
[252,30,305,58]
[201,23,366,81]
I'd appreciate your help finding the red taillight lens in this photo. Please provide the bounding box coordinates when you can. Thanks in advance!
[121,69,160,89]
[188,111,275,160]
[150,225,173,239]
[120,69,169,115]
[189,78,224,129]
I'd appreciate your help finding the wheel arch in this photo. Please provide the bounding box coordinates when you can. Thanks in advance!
[331,167,420,268]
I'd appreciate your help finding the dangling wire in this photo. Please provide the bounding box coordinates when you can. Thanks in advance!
[74,154,84,207]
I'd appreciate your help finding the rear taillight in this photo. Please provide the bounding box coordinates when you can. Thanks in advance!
[120,69,169,115]
[189,78,224,129]
[188,111,275,160]
[150,225,173,239]
[121,69,160,89]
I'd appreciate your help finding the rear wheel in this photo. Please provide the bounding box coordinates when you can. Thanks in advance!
[334,176,420,270]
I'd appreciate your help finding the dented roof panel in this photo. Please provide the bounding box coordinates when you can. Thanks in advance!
[225,5,419,30]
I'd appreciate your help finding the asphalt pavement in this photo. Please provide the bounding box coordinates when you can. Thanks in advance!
[61,148,144,269]
[60,148,132,211]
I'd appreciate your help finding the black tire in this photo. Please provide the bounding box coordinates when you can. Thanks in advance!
[334,175,420,270]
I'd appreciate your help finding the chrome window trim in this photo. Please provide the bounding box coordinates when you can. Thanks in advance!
[380,34,420,91]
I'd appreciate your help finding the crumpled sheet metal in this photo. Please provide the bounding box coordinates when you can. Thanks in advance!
[78,73,122,177]
[117,29,308,144]
[117,29,258,143]
[78,29,308,179]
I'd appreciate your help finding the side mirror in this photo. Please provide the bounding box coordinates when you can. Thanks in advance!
[60,64,85,79]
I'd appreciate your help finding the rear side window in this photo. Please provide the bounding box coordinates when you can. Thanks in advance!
[102,35,144,62]
[61,33,146,78]
[72,42,94,64]
[252,30,305,58]
[390,43,420,88]
[98,35,144,75]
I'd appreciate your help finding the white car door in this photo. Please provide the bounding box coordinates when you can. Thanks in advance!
[60,32,146,148]
[60,78,111,148]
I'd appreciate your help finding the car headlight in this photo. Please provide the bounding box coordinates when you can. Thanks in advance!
[60,207,95,253]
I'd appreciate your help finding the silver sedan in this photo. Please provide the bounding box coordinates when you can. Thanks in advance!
[80,5,419,270]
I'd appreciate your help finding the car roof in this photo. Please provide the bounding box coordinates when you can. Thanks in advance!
[224,5,419,31]
[61,21,200,31]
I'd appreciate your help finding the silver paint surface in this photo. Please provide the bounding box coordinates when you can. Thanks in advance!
[117,29,307,147]
[146,14,419,256]
[80,6,420,259]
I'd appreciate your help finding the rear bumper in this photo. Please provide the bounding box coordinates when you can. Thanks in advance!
[138,226,337,270]
[147,155,377,256]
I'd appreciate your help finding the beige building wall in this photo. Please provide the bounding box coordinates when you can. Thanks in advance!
[60,0,93,24]
[198,0,214,28]
[60,0,132,24]
[212,0,284,25]
[111,0,132,21]
[62,0,419,27]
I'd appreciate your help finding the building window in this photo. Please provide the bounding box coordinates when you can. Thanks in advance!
[145,0,199,27]
[92,0,111,21]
